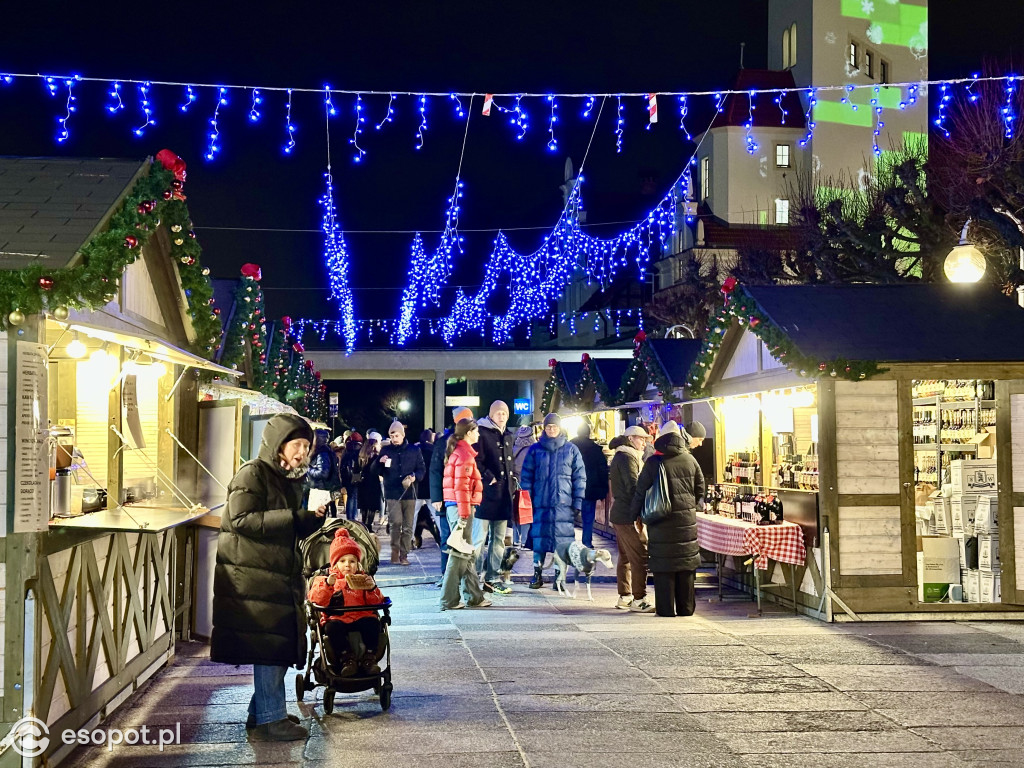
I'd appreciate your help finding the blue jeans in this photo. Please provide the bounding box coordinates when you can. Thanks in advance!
[477,519,509,584]
[437,505,451,576]
[580,499,596,548]
[345,488,359,521]
[249,664,288,726]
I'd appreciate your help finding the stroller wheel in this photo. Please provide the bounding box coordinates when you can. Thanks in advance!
[295,673,305,702]
[323,689,336,715]
[379,682,392,712]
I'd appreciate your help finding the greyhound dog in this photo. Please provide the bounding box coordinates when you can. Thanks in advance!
[552,540,613,601]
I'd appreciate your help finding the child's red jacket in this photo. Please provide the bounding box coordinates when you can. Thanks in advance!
[443,440,482,518]
[308,569,385,624]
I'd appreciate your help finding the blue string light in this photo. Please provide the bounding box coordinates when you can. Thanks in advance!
[898,83,920,110]
[205,86,227,161]
[1,74,12,85]
[743,90,759,154]
[1002,76,1018,139]
[775,91,787,124]
[798,88,817,147]
[55,75,79,143]
[678,95,691,140]
[449,93,465,118]
[512,94,528,140]
[320,172,357,354]
[583,95,595,118]
[376,93,396,129]
[43,76,58,97]
[840,84,858,112]
[547,95,558,151]
[713,92,725,114]
[967,73,980,104]
[351,93,366,162]
[283,89,297,154]
[106,82,124,113]
[615,96,624,153]
[133,82,154,137]
[249,88,262,122]
[871,85,884,157]
[416,94,428,149]
[395,233,429,345]
[934,83,951,138]
[180,85,197,113]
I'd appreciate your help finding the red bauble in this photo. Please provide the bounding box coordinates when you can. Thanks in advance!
[749,317,761,328]
[240,263,262,281]
[818,362,827,371]
[581,352,591,363]
[162,190,173,200]
[213,308,221,315]
[137,203,148,215]
[38,276,54,291]
[124,235,138,248]
[170,179,184,191]
[281,315,293,329]
[314,371,321,380]
[304,359,315,370]
[721,277,738,294]
[548,358,557,368]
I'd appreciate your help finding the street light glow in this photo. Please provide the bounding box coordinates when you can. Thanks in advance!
[398,399,411,412]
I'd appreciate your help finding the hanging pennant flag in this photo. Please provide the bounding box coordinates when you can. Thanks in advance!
[647,93,658,124]
[482,93,494,116]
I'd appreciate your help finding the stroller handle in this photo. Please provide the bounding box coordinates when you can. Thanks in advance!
[309,597,393,615]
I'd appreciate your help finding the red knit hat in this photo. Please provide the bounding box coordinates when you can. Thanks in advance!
[330,529,362,565]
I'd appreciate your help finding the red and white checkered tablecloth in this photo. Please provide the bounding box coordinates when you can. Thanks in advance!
[696,513,806,570]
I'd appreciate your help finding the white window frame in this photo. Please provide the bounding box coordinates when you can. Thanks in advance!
[700,156,711,202]
[782,27,791,69]
[848,40,859,70]
[775,198,790,225]
[789,22,797,68]
[775,143,791,168]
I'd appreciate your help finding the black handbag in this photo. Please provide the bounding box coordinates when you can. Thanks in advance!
[641,460,671,525]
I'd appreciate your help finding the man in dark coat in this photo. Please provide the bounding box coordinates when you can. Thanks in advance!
[338,432,364,521]
[306,429,341,513]
[630,420,706,617]
[609,425,650,609]
[475,400,517,593]
[211,413,326,740]
[570,422,609,548]
[520,413,586,589]
[430,407,474,581]
[379,420,426,565]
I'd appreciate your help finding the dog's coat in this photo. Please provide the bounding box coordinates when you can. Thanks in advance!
[552,541,613,600]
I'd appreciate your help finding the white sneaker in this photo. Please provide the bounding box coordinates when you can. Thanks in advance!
[468,598,493,608]
[615,595,633,610]
[629,599,655,613]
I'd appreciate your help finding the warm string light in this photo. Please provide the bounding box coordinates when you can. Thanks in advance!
[547,95,558,151]
[249,88,262,122]
[416,94,428,149]
[351,93,366,162]
[106,82,124,113]
[133,82,154,136]
[206,86,228,160]
[376,93,396,129]
[283,88,296,154]
[56,75,80,143]
[180,85,197,112]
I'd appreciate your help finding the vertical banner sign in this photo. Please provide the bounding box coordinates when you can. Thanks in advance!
[122,374,146,449]
[329,391,339,419]
[14,342,49,533]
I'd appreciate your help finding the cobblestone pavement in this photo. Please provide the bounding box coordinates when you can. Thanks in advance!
[66,525,1024,767]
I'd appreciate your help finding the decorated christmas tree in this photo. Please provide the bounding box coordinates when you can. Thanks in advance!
[219,264,269,388]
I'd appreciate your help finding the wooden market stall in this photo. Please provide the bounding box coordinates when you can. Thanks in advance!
[0,155,236,766]
[689,282,1024,620]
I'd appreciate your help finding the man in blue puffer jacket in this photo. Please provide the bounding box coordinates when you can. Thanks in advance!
[520,413,587,589]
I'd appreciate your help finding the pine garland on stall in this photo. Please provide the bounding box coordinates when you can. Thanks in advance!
[0,151,222,358]
[262,320,293,400]
[686,279,885,396]
[219,264,269,388]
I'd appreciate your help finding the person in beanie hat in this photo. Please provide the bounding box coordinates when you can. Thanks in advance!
[307,529,386,677]
[379,420,426,565]
[211,413,326,741]
[429,407,475,582]
[520,413,587,589]
[630,419,706,617]
[685,421,707,450]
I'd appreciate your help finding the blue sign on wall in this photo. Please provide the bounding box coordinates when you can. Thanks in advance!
[513,398,532,415]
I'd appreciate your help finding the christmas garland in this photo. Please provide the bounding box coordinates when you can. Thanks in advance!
[0,152,222,358]
[219,264,269,388]
[686,279,885,396]
[632,332,683,404]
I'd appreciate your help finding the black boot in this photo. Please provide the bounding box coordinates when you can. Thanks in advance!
[529,566,543,589]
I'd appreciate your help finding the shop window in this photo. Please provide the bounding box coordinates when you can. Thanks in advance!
[758,210,769,225]
[865,50,874,79]
[775,143,791,168]
[880,59,890,85]
[775,198,790,225]
[848,40,859,70]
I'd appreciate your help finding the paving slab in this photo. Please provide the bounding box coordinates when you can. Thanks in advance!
[948,665,1024,694]
[741,754,970,768]
[690,710,900,733]
[672,692,869,713]
[714,729,942,755]
[795,664,999,692]
[910,726,1024,752]
[526,751,747,768]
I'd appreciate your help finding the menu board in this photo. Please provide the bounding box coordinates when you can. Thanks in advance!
[13,342,49,533]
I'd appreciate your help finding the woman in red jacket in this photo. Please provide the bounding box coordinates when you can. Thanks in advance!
[440,419,492,610]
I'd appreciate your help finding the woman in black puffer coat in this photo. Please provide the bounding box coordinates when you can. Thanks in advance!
[211,413,326,740]
[630,420,705,617]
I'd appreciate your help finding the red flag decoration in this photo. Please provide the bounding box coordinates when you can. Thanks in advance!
[482,94,494,116]
[647,94,658,124]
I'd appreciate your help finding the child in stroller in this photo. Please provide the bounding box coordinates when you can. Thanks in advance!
[307,529,386,677]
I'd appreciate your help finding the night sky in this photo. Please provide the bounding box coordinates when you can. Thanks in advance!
[0,1,1019,326]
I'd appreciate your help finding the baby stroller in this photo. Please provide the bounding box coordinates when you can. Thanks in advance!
[295,518,394,713]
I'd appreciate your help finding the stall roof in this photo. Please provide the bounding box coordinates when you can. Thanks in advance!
[647,338,703,385]
[591,357,631,393]
[559,361,585,394]
[0,157,145,270]
[747,284,1024,363]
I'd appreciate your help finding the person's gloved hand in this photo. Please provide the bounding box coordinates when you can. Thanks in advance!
[697,498,706,512]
